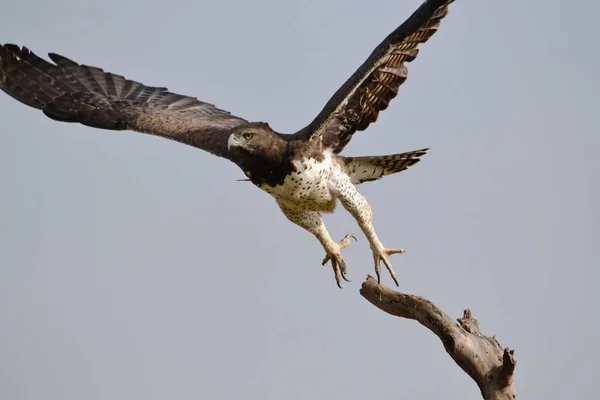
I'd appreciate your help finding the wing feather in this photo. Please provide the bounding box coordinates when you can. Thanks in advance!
[292,0,455,152]
[0,45,248,158]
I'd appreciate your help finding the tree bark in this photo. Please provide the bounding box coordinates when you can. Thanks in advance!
[360,276,517,399]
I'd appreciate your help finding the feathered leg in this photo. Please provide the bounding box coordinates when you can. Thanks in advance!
[277,201,355,287]
[330,174,405,286]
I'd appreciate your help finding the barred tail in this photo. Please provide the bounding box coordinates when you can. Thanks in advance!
[344,148,429,184]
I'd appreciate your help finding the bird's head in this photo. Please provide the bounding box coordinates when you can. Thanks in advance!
[227,122,286,158]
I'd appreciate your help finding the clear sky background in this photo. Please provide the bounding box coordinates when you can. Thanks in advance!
[0,0,598,398]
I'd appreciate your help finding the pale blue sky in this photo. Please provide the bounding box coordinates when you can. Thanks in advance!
[1,0,598,398]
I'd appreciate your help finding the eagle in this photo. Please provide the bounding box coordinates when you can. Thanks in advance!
[0,0,455,287]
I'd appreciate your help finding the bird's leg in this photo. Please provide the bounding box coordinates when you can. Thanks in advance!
[277,201,355,287]
[332,175,405,286]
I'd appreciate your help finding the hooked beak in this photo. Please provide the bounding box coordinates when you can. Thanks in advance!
[227,134,240,150]
[228,134,255,154]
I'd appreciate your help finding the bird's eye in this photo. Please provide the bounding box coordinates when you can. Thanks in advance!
[243,133,254,140]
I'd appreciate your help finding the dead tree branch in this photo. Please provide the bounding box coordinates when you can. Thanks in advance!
[360,275,517,400]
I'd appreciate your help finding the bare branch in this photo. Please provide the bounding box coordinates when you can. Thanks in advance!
[360,275,517,400]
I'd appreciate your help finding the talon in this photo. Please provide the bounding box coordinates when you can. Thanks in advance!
[341,270,351,282]
[331,260,343,288]
[374,261,382,284]
[339,234,357,249]
[372,246,405,286]
[322,234,355,287]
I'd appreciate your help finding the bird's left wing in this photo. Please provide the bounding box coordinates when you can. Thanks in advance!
[0,44,248,159]
[291,0,454,153]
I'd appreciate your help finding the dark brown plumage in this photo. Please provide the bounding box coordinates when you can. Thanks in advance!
[292,0,454,153]
[0,44,247,158]
[0,0,457,287]
[0,0,453,167]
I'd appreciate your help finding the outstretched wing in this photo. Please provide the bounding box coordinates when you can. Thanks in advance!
[0,44,248,158]
[292,0,454,153]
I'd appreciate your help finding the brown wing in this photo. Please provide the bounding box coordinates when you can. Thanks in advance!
[0,44,248,159]
[292,0,454,153]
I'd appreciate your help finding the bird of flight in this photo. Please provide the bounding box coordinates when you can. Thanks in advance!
[1,0,455,287]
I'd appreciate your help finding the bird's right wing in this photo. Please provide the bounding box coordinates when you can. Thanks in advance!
[0,44,248,159]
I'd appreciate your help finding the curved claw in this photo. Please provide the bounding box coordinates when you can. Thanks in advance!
[330,259,344,288]
[325,249,349,288]
[373,247,405,287]
[322,235,354,265]
[345,234,358,243]
[341,269,351,282]
[390,273,399,287]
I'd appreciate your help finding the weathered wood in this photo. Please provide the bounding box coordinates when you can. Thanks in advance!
[360,276,517,399]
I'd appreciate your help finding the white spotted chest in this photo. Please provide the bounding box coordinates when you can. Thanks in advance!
[259,152,344,212]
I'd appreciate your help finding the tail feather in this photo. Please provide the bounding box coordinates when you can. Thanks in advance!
[344,148,429,184]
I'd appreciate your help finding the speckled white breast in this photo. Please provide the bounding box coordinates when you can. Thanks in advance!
[260,151,341,212]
